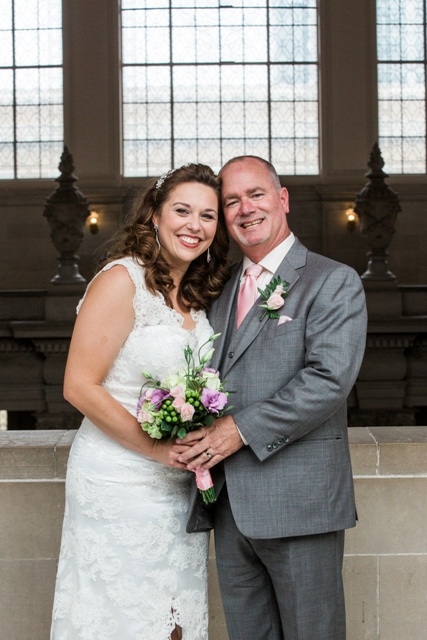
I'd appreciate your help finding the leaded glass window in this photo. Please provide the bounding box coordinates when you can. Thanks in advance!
[121,0,319,176]
[377,0,427,174]
[0,0,63,179]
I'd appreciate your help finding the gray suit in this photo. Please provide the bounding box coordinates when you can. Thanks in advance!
[211,237,366,535]
[188,238,367,639]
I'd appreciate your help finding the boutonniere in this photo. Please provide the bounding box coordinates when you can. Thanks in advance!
[258,276,290,321]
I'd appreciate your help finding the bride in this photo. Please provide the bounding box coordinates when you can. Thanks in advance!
[50,163,229,639]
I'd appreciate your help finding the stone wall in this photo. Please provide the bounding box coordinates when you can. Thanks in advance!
[344,427,427,639]
[2,284,427,430]
[0,427,426,639]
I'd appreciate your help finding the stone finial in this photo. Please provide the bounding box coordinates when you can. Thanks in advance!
[43,146,90,285]
[354,143,401,281]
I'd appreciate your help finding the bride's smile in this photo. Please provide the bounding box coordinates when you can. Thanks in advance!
[153,182,219,276]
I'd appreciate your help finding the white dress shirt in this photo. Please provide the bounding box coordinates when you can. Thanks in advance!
[240,232,295,288]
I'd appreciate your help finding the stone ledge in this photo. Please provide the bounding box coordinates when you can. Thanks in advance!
[1,427,426,480]
[348,426,427,476]
[0,430,75,480]
[1,426,427,640]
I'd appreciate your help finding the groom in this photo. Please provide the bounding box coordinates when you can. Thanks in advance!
[179,155,367,640]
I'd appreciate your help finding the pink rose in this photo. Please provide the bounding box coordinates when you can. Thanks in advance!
[179,402,195,422]
[266,292,285,310]
[172,396,185,409]
[144,388,154,400]
[170,385,185,410]
[170,385,185,399]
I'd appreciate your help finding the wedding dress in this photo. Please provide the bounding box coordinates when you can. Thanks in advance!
[50,257,211,640]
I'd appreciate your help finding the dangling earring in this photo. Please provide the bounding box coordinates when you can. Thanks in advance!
[153,224,161,249]
[206,247,211,263]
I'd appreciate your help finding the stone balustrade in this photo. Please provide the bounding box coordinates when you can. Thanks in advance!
[1,283,427,429]
[1,427,426,639]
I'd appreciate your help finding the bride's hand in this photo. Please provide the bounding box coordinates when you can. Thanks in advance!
[149,438,192,470]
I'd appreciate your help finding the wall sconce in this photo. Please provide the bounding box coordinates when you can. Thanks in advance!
[345,208,357,232]
[88,211,99,234]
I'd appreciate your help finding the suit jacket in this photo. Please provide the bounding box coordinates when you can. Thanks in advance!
[188,237,367,539]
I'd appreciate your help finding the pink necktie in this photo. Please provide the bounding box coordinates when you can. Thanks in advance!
[236,264,263,328]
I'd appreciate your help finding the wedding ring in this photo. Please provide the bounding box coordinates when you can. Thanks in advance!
[204,450,213,459]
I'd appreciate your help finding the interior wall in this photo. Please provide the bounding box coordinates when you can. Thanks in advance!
[0,0,426,290]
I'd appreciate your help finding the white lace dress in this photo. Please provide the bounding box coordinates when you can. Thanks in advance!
[50,257,212,640]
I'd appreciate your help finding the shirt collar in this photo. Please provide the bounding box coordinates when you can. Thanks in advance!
[241,232,295,276]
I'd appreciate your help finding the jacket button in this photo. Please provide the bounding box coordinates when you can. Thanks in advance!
[266,444,273,451]
[277,438,284,445]
[284,436,290,443]
[272,442,278,449]
[228,351,234,358]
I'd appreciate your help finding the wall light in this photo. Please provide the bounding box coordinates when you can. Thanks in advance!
[345,207,357,232]
[88,211,99,234]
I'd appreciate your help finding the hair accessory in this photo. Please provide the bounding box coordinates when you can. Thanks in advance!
[155,163,192,190]
[153,223,161,248]
[156,168,177,190]
[206,248,211,263]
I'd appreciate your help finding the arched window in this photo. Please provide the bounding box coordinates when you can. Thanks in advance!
[377,0,427,174]
[0,0,63,179]
[121,0,319,176]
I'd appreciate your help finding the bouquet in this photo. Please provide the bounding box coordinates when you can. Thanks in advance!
[137,334,229,504]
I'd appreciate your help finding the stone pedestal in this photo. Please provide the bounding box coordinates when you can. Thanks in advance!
[350,281,427,426]
[3,286,84,429]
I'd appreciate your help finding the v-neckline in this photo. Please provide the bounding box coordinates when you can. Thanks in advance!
[159,293,198,332]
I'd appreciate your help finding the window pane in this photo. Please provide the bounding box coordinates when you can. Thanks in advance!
[0,0,63,179]
[377,0,427,174]
[122,1,319,175]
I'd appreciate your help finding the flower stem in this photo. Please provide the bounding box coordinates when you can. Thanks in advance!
[200,488,216,504]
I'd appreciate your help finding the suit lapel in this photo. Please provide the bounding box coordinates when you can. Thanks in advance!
[220,239,308,377]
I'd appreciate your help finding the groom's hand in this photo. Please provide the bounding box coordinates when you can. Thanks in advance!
[177,415,244,470]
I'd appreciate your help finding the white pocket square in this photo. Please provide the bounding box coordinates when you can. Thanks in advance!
[277,315,293,325]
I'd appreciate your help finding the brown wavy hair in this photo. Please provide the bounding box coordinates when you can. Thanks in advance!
[99,163,230,310]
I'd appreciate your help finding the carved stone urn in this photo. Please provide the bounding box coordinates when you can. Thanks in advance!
[43,146,90,284]
[354,143,401,281]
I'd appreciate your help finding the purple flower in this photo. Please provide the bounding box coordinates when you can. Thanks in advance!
[146,387,170,410]
[136,395,145,414]
[201,388,228,414]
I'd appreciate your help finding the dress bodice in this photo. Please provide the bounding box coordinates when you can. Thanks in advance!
[78,257,214,418]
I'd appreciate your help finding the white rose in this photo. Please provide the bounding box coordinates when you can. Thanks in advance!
[202,370,221,390]
[161,373,186,388]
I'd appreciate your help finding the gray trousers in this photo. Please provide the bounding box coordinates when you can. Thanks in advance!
[214,489,346,640]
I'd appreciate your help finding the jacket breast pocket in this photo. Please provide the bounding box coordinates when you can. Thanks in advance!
[261,317,304,342]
